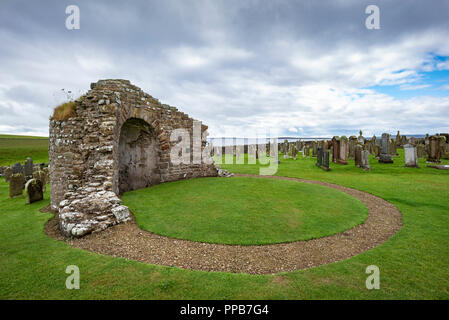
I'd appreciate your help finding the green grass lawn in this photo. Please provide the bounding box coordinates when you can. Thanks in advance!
[123,177,368,245]
[0,147,448,299]
[0,134,49,166]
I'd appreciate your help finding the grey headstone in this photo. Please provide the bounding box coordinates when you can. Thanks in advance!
[24,157,33,177]
[316,147,323,167]
[379,133,393,163]
[312,141,317,157]
[322,150,330,171]
[361,150,371,170]
[416,144,425,158]
[12,162,23,174]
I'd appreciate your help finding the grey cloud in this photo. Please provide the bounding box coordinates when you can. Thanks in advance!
[0,0,448,137]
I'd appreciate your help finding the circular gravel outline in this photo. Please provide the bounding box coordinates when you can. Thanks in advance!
[122,175,370,245]
[45,174,402,275]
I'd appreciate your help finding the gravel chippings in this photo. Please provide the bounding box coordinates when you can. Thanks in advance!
[45,174,402,275]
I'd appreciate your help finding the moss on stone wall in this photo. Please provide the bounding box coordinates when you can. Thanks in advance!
[51,101,76,121]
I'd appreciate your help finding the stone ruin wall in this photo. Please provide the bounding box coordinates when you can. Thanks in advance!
[50,79,217,237]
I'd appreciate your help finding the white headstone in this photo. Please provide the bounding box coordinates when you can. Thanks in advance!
[404,144,418,167]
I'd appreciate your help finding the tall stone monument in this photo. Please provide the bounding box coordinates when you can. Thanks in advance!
[338,136,348,165]
[24,157,34,178]
[355,144,363,167]
[427,135,441,163]
[379,133,393,163]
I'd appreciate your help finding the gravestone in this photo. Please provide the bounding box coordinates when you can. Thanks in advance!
[12,162,23,175]
[291,145,298,160]
[320,140,328,151]
[361,150,371,171]
[312,141,317,157]
[354,143,363,167]
[355,144,363,167]
[395,130,401,146]
[439,136,447,158]
[401,135,407,147]
[304,146,310,158]
[331,137,339,163]
[375,137,381,146]
[322,150,330,171]
[296,139,301,151]
[416,144,425,158]
[370,141,375,154]
[265,141,271,155]
[25,179,44,204]
[338,137,348,165]
[372,135,377,146]
[4,167,12,183]
[348,136,357,159]
[9,174,25,198]
[404,144,419,167]
[316,147,323,167]
[365,141,373,155]
[427,135,441,163]
[374,145,381,158]
[427,164,449,170]
[33,170,47,192]
[390,140,398,156]
[283,140,289,159]
[24,157,34,178]
[379,133,393,163]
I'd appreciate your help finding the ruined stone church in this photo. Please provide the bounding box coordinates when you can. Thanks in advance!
[49,79,217,237]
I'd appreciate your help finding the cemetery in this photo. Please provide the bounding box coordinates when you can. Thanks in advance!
[0,80,448,299]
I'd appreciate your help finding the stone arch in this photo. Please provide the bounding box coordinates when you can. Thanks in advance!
[116,117,161,194]
[49,79,218,238]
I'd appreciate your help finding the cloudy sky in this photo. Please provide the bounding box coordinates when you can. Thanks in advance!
[0,0,448,138]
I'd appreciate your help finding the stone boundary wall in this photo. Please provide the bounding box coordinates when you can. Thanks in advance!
[50,79,217,237]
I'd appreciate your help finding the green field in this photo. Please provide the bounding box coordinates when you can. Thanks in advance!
[0,146,448,299]
[0,134,49,166]
[123,177,368,245]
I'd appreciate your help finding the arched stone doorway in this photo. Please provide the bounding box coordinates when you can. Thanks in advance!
[118,118,160,194]
[50,79,217,238]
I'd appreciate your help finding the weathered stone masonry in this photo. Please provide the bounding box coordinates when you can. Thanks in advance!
[50,79,217,237]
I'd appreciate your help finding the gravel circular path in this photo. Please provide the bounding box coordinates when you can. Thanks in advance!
[45,174,402,275]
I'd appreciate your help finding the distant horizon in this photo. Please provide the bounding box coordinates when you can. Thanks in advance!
[0,132,443,140]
